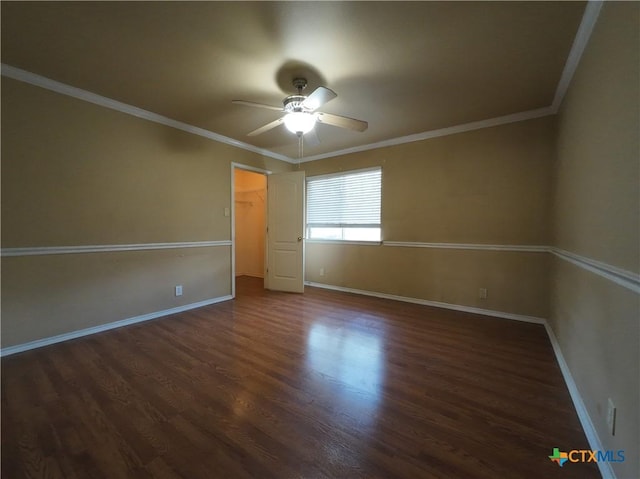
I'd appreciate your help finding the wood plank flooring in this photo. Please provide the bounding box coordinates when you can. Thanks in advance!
[2,276,600,478]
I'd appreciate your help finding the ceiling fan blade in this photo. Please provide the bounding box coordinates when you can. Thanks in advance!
[247,117,285,136]
[232,100,283,112]
[301,86,337,111]
[316,112,368,132]
[304,128,320,147]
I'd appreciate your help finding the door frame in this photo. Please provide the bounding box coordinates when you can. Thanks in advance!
[230,162,271,298]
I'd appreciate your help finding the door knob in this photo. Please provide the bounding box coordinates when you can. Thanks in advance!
[298,236,303,241]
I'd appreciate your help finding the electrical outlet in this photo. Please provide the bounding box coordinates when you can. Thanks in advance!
[479,288,488,299]
[607,398,616,435]
[175,285,183,297]
[320,268,325,276]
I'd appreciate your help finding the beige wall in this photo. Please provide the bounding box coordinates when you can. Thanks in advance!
[1,77,291,347]
[2,248,230,345]
[553,3,639,273]
[234,169,266,278]
[551,3,639,479]
[304,116,555,318]
[306,244,549,318]
[2,7,637,475]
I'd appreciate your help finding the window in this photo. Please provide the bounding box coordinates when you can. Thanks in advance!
[306,167,381,242]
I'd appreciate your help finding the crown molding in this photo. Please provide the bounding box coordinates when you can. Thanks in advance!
[0,64,293,164]
[292,1,603,163]
[551,1,604,113]
[1,2,602,164]
[299,107,555,163]
[0,63,553,163]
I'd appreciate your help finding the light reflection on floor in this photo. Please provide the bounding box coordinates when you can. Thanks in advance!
[305,321,385,429]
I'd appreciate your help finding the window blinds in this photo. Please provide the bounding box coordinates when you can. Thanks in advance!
[306,168,381,228]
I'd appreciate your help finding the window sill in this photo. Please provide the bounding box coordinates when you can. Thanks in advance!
[305,239,382,246]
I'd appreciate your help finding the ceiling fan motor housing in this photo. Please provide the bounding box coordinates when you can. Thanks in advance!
[234,75,367,138]
[283,95,309,113]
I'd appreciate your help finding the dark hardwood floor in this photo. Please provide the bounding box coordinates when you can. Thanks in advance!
[2,276,600,478]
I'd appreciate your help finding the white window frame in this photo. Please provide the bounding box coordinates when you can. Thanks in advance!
[306,166,382,245]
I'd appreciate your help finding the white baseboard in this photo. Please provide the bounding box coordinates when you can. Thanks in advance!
[0,295,233,357]
[305,281,545,324]
[2,281,614,478]
[305,280,614,479]
[544,322,616,479]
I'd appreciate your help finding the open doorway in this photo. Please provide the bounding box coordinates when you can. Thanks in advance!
[233,167,267,296]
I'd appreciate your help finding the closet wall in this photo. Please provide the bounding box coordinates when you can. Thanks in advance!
[234,169,266,278]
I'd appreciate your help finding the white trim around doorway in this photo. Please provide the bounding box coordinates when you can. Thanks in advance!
[230,162,272,298]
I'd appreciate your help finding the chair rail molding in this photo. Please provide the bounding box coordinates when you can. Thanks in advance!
[1,240,232,257]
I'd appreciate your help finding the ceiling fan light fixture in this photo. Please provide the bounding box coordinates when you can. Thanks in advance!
[235,78,366,139]
[284,112,316,135]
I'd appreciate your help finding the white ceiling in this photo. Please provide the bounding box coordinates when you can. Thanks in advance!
[1,1,591,162]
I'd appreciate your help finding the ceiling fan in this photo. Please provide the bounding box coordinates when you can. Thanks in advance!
[233,78,368,140]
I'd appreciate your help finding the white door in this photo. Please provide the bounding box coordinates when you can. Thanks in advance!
[266,171,305,293]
